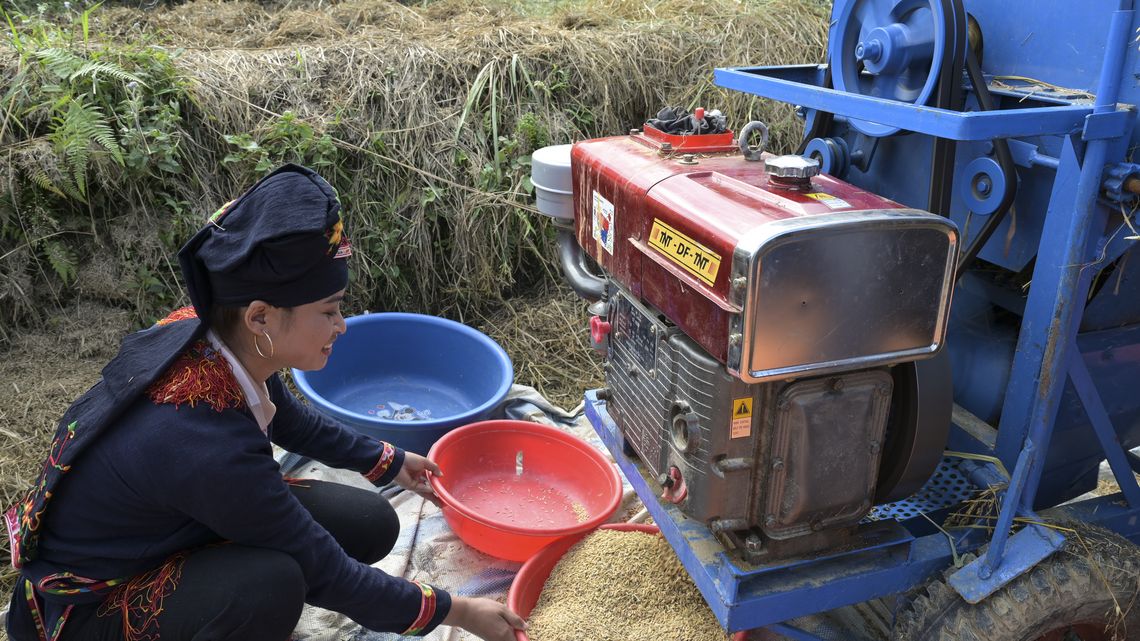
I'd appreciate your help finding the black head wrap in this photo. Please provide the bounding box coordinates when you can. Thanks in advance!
[177,163,352,320]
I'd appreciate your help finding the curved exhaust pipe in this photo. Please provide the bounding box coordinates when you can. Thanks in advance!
[555,224,605,301]
[533,144,606,301]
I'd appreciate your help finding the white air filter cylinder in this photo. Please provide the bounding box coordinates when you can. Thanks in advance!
[530,144,573,221]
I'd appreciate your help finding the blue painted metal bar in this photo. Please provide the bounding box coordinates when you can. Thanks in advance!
[995,10,1136,511]
[957,459,1009,494]
[1043,493,1140,544]
[1007,139,1062,171]
[1091,15,1129,108]
[1096,223,1138,268]
[582,391,964,632]
[945,420,997,457]
[948,523,1065,604]
[713,65,1109,141]
[1083,110,1133,140]
[980,440,1036,579]
[993,136,1087,470]
[764,623,826,641]
[1068,351,1140,507]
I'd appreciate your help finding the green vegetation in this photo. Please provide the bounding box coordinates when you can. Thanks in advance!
[0,0,829,339]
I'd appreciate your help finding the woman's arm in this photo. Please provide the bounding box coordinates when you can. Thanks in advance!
[144,406,445,634]
[266,374,405,485]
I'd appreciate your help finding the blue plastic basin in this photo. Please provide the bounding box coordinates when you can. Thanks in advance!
[292,313,513,455]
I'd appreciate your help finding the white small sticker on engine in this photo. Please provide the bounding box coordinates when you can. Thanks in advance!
[805,192,852,210]
[592,190,615,255]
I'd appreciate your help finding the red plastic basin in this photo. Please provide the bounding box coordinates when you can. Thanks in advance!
[428,420,622,562]
[507,523,657,640]
[507,523,748,641]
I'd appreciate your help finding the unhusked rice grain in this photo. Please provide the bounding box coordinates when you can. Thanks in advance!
[526,529,731,641]
[571,501,589,523]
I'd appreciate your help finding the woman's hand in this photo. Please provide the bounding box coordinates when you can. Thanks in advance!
[442,596,527,641]
[394,451,442,499]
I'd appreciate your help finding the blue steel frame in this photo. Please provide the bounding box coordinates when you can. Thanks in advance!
[713,65,1123,142]
[584,390,1140,636]
[717,1,1140,546]
[582,2,1140,639]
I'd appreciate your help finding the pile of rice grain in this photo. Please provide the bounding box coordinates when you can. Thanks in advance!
[526,529,731,641]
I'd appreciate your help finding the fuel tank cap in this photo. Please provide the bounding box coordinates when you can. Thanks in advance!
[765,154,821,180]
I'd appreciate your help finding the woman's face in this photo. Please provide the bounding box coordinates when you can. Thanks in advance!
[271,290,347,372]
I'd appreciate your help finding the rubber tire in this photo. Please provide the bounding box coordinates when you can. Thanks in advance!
[893,523,1140,641]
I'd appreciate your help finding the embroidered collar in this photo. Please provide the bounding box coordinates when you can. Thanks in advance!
[146,340,243,412]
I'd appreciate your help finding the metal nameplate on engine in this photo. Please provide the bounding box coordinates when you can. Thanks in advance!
[612,293,663,377]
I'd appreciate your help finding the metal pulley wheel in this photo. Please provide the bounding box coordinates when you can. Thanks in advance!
[959,156,1008,216]
[803,137,851,178]
[830,0,965,137]
[874,350,953,504]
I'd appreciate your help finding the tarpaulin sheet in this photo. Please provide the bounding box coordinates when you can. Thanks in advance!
[284,385,640,641]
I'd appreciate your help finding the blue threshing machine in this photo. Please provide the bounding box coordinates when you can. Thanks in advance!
[532,0,1140,638]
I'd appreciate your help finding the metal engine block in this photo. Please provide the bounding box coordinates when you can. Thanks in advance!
[605,288,895,553]
[534,124,958,560]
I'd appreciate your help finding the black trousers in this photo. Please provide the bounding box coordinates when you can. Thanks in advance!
[19,480,400,641]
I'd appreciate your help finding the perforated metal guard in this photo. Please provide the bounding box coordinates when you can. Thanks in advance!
[866,457,977,522]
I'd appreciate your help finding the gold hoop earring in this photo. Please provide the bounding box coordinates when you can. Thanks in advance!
[254,332,275,359]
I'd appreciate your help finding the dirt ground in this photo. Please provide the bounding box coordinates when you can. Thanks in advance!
[0,301,132,629]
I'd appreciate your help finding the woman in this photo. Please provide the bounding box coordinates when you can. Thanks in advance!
[4,165,527,641]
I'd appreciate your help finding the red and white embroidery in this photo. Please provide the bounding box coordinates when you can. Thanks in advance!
[363,442,396,483]
[147,341,243,412]
[401,582,438,636]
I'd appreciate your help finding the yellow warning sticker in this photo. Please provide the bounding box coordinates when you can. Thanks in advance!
[731,397,753,439]
[648,219,721,286]
[804,192,853,210]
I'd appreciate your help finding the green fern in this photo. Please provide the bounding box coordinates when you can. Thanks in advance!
[48,98,124,200]
[29,170,67,199]
[42,239,77,283]
[33,48,91,78]
[32,48,144,87]
[71,60,144,86]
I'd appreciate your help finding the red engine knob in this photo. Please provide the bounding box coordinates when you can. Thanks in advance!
[660,466,688,504]
[590,315,612,344]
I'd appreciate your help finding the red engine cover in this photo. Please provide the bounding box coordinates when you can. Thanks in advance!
[572,132,910,366]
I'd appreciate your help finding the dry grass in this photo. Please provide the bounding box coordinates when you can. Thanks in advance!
[0,302,132,596]
[1096,474,1140,497]
[1,0,826,321]
[165,0,822,310]
[475,281,602,411]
